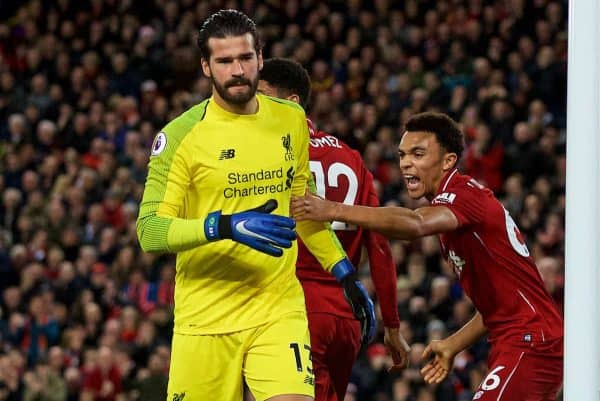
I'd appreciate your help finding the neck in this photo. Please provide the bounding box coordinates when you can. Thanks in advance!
[213,92,258,115]
[428,168,457,200]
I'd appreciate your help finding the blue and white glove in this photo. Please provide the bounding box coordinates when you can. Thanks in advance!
[332,258,376,345]
[204,199,296,257]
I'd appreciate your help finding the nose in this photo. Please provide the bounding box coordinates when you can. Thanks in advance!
[232,60,244,76]
[399,156,411,171]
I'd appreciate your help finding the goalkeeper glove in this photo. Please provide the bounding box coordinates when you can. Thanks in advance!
[332,258,376,345]
[204,199,296,257]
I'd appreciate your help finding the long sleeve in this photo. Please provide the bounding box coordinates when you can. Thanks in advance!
[136,140,208,253]
[364,171,400,328]
[293,115,347,271]
[366,230,400,328]
[296,218,347,272]
[136,103,210,253]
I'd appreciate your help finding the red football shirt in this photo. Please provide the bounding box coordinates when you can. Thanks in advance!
[432,169,563,347]
[297,121,399,327]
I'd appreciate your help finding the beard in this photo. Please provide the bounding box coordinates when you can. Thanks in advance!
[211,75,258,105]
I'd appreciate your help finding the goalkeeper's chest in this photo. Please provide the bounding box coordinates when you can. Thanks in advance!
[189,124,301,198]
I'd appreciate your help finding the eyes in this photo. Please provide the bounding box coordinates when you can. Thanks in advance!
[398,151,425,160]
[215,54,255,64]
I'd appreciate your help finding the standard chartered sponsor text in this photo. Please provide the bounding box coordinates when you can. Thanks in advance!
[224,168,286,198]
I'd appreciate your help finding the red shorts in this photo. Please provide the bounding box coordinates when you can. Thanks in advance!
[308,312,361,401]
[473,338,563,401]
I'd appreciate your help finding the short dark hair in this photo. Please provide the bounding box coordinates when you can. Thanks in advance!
[260,58,311,109]
[404,112,465,160]
[197,9,261,60]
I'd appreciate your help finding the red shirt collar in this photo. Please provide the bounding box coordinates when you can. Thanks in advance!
[435,168,460,196]
[306,118,316,137]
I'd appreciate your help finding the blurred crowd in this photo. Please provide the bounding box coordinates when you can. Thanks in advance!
[0,0,566,400]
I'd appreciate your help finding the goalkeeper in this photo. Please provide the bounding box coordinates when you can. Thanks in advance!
[136,9,374,401]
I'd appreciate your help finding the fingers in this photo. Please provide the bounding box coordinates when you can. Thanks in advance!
[347,297,369,343]
[261,199,278,213]
[388,361,408,374]
[290,197,308,219]
[260,232,294,248]
[264,215,296,230]
[420,362,435,378]
[290,193,324,220]
[386,343,410,373]
[253,199,278,213]
[356,282,376,342]
[265,227,297,243]
[254,221,297,247]
[420,352,449,384]
[421,362,448,384]
[419,341,451,383]
[387,354,405,373]
[391,349,407,366]
[421,344,432,361]
[267,237,293,249]
[358,312,375,345]
[251,241,284,257]
[355,309,370,347]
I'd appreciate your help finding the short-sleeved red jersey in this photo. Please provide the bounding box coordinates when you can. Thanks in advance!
[297,122,399,327]
[432,169,563,347]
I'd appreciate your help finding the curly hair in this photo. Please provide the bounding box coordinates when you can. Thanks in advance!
[404,112,465,161]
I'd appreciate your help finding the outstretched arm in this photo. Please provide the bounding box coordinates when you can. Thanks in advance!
[291,192,459,240]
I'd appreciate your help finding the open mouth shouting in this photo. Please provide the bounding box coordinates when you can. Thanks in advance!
[404,174,421,192]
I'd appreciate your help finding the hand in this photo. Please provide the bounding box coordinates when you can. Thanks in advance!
[291,192,337,222]
[205,199,296,257]
[332,259,376,345]
[384,327,411,373]
[420,339,456,384]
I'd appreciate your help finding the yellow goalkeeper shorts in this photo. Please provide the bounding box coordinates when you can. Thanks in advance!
[167,311,314,401]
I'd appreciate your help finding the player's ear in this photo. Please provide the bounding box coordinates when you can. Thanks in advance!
[443,153,458,171]
[201,58,211,78]
[287,94,300,105]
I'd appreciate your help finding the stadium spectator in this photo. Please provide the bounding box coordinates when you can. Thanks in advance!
[0,1,567,400]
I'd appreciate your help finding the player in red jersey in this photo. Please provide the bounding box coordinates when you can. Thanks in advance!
[292,112,563,401]
[258,58,410,401]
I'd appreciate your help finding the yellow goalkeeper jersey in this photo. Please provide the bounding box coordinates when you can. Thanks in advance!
[137,94,347,334]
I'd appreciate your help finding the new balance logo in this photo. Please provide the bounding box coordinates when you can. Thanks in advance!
[219,149,236,160]
[172,392,186,401]
[303,375,314,386]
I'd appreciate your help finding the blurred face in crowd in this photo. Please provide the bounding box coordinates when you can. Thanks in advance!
[201,33,262,111]
[398,132,457,200]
